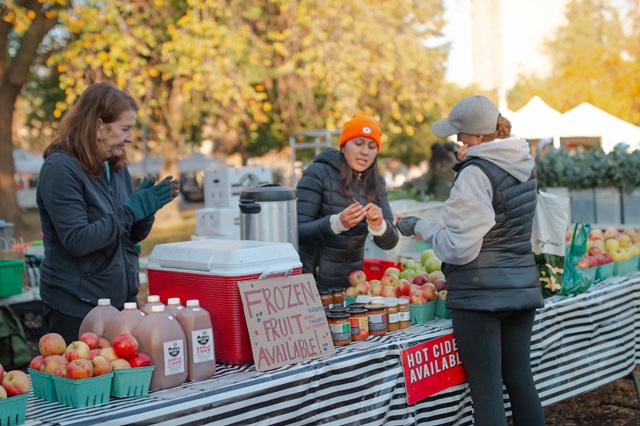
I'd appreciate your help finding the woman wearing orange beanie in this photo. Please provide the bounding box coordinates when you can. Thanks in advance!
[296,112,399,291]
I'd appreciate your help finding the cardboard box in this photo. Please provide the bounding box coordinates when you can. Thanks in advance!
[147,239,302,365]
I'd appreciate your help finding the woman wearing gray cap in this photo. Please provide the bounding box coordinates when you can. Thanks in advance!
[397,95,544,426]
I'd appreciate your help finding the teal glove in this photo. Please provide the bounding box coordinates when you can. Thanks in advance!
[135,175,156,192]
[124,176,180,221]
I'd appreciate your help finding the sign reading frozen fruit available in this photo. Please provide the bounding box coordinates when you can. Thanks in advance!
[400,333,467,404]
[239,273,334,371]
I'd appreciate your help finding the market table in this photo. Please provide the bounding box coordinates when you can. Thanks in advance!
[22,271,640,426]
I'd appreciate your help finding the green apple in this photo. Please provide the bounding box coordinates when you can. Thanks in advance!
[384,267,401,278]
[420,249,437,265]
[401,259,417,271]
[400,269,417,280]
[424,257,443,273]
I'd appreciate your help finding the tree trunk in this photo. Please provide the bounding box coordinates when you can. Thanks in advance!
[0,5,62,231]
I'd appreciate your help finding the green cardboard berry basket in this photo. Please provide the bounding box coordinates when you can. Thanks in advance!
[0,393,28,426]
[0,259,24,298]
[596,263,615,281]
[28,368,57,402]
[51,372,113,408]
[409,300,436,324]
[613,257,638,277]
[435,299,451,319]
[110,366,155,398]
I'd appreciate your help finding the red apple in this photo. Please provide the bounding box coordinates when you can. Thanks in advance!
[112,334,139,359]
[345,286,357,298]
[89,349,102,360]
[427,271,445,284]
[66,359,94,380]
[380,285,398,298]
[397,279,412,297]
[412,273,430,286]
[79,332,100,350]
[589,229,604,241]
[576,256,590,268]
[433,278,447,292]
[39,354,68,374]
[99,347,119,362]
[588,245,604,256]
[367,284,383,297]
[54,363,68,378]
[380,273,399,288]
[111,358,132,370]
[39,332,67,357]
[65,340,91,362]
[29,355,44,371]
[97,338,111,349]
[1,370,31,396]
[92,355,113,376]
[128,352,153,368]
[410,289,428,304]
[354,281,371,296]
[399,295,411,302]
[420,283,437,301]
[0,385,6,399]
[0,362,4,381]
[348,270,367,286]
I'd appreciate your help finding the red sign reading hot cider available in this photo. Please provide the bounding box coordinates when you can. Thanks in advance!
[400,333,467,404]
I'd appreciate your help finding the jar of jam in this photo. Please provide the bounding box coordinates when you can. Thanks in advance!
[347,307,369,341]
[331,288,346,308]
[326,312,351,346]
[366,304,387,336]
[329,306,348,314]
[384,298,399,332]
[319,290,333,312]
[397,299,410,329]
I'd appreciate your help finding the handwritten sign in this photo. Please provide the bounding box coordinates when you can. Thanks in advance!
[238,273,335,371]
[400,333,467,404]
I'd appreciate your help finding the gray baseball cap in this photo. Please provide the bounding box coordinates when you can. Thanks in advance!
[432,95,500,138]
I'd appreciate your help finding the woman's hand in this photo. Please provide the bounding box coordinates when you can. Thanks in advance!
[457,144,469,160]
[340,202,367,229]
[364,203,383,228]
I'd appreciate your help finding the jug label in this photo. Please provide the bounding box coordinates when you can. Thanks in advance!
[163,339,186,376]
[192,328,214,363]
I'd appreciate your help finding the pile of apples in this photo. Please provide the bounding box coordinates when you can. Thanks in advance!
[574,226,640,268]
[0,362,31,399]
[30,332,153,380]
[347,249,447,304]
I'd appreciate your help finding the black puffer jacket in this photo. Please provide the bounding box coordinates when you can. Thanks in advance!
[296,148,398,291]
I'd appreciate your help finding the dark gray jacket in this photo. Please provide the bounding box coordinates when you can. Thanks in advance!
[37,152,154,318]
[296,149,398,291]
[444,158,543,311]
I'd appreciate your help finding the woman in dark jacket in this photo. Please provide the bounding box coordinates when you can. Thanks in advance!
[296,112,398,291]
[37,83,179,343]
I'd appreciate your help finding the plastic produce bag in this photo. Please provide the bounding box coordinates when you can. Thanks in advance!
[560,222,593,296]
[531,191,570,297]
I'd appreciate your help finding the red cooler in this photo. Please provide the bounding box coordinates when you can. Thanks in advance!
[147,239,302,365]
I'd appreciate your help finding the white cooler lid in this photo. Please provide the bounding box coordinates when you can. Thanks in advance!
[147,239,301,275]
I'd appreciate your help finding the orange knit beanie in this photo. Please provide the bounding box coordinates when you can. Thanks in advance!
[339,112,382,150]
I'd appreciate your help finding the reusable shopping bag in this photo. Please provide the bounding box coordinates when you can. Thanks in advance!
[531,191,570,297]
[559,222,593,296]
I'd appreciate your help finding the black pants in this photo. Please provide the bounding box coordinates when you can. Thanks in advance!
[451,308,544,426]
[43,302,84,345]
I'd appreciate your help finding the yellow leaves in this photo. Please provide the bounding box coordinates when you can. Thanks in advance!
[149,69,160,77]
[57,64,66,73]
[27,10,36,20]
[263,102,272,112]
[53,110,62,119]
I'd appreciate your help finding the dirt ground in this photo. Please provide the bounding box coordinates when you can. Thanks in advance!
[542,366,640,425]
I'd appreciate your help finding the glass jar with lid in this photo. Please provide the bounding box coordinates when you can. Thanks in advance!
[397,299,410,329]
[384,298,399,332]
[366,304,387,336]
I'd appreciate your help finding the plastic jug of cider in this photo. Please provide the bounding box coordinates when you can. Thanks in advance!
[165,297,185,317]
[104,302,146,343]
[134,304,188,390]
[78,298,119,338]
[175,299,216,382]
[140,294,164,315]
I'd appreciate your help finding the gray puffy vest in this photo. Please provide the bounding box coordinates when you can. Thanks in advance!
[444,158,544,311]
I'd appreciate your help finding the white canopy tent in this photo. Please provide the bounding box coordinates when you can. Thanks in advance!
[511,96,562,144]
[128,152,227,176]
[13,149,43,174]
[558,102,640,152]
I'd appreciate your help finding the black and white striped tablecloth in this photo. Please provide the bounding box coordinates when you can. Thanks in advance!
[23,272,640,426]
